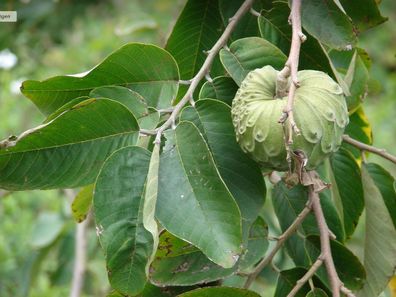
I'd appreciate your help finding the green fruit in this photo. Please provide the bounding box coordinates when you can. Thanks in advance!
[231,65,349,171]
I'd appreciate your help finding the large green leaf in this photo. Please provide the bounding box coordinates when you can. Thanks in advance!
[357,165,396,297]
[156,121,242,268]
[329,148,364,238]
[150,218,268,286]
[178,287,261,297]
[365,163,396,228]
[272,183,344,267]
[165,0,224,98]
[305,235,366,290]
[94,146,154,296]
[274,268,329,297]
[301,0,357,50]
[219,37,286,86]
[180,99,266,239]
[0,99,139,190]
[21,43,180,115]
[338,0,387,32]
[258,1,333,75]
[199,76,238,106]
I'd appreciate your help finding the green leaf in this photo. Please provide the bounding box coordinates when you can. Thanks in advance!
[305,235,366,290]
[357,165,396,297]
[150,217,268,286]
[338,0,387,32]
[329,148,364,238]
[219,37,286,86]
[343,106,373,158]
[238,216,269,272]
[258,1,333,75]
[142,144,160,274]
[274,268,329,297]
[71,184,94,223]
[165,0,224,99]
[329,49,371,112]
[301,0,357,50]
[150,231,234,286]
[178,287,261,297]
[0,99,139,190]
[305,288,328,297]
[90,86,148,118]
[21,43,180,115]
[94,146,154,296]
[108,284,196,297]
[365,163,396,229]
[30,212,64,249]
[199,76,238,106]
[138,108,160,131]
[180,99,266,240]
[90,86,160,130]
[156,121,242,268]
[218,0,268,41]
[344,51,370,112]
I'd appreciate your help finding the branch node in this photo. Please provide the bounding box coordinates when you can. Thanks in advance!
[228,16,237,22]
[298,32,307,42]
[292,79,300,87]
[250,8,261,17]
[189,97,196,107]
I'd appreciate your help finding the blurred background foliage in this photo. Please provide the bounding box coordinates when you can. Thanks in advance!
[0,0,394,296]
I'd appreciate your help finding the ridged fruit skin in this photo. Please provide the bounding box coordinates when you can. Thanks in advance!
[231,65,349,171]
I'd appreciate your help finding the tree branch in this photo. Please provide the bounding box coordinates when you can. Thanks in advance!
[277,0,306,140]
[308,184,355,297]
[342,134,396,164]
[70,217,89,297]
[65,189,88,297]
[152,0,255,144]
[287,256,324,297]
[244,202,312,288]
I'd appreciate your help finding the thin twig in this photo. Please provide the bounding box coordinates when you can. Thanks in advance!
[158,107,175,114]
[277,0,306,139]
[65,189,89,297]
[308,184,355,297]
[287,256,324,297]
[152,0,255,144]
[140,129,158,136]
[342,134,396,164]
[70,217,89,297]
[244,202,312,288]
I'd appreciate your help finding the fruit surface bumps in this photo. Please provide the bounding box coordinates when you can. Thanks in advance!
[231,65,349,171]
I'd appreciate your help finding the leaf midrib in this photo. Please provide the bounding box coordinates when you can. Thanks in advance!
[0,130,137,156]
